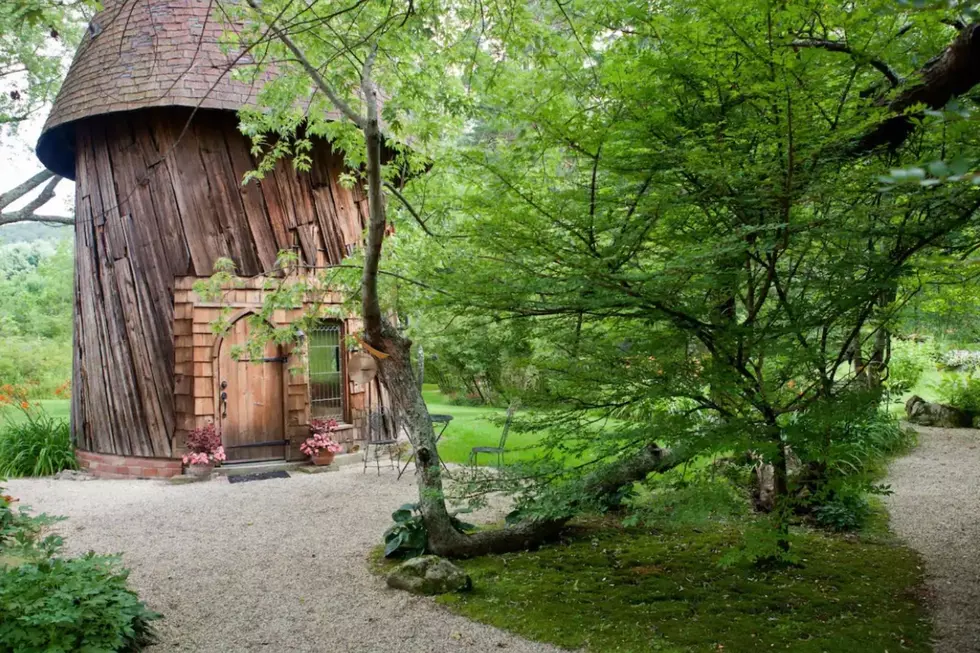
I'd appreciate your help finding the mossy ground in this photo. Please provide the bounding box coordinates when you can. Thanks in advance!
[431,519,930,653]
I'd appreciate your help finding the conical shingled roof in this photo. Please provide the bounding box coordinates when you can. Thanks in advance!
[36,0,268,180]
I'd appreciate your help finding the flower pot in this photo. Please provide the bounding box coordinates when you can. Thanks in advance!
[185,463,214,478]
[311,451,336,466]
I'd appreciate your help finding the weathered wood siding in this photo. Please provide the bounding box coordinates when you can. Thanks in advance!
[72,107,368,457]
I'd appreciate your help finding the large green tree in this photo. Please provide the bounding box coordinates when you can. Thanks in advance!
[225,0,980,555]
[390,0,980,542]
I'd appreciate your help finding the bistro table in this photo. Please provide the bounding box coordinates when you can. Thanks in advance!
[398,414,454,479]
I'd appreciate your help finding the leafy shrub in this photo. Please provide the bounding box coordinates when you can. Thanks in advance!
[0,339,72,398]
[0,553,160,652]
[885,345,926,396]
[787,401,912,531]
[1,488,64,560]
[626,467,749,529]
[384,503,428,558]
[934,373,980,413]
[1,487,160,652]
[717,517,800,568]
[383,503,475,559]
[0,394,75,477]
[811,490,873,532]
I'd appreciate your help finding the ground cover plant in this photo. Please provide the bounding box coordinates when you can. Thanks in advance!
[0,488,160,652]
[435,519,931,653]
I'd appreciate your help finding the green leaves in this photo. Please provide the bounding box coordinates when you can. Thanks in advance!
[382,503,476,558]
[0,402,74,478]
[0,554,160,653]
[1,486,159,652]
[0,0,95,133]
[383,503,427,559]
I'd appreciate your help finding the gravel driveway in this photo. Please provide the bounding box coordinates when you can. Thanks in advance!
[6,468,560,653]
[885,425,980,653]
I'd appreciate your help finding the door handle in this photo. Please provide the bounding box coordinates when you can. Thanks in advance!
[220,385,228,418]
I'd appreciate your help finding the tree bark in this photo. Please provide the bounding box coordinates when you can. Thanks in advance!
[860,23,980,151]
[427,442,684,558]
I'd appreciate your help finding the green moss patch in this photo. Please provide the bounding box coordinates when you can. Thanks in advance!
[436,523,931,652]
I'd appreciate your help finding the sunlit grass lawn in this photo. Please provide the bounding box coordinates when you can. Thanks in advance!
[1,400,70,426]
[11,374,954,461]
[422,386,557,466]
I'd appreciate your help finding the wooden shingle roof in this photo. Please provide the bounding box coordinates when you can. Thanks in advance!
[36,0,270,180]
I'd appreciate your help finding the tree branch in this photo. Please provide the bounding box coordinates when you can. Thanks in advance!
[359,44,386,344]
[383,181,437,237]
[245,0,366,127]
[789,39,900,87]
[0,173,72,226]
[0,169,55,210]
[860,22,980,151]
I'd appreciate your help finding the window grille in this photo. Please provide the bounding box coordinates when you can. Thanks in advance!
[309,321,344,419]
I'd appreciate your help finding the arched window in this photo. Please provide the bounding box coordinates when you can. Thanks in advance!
[309,320,345,420]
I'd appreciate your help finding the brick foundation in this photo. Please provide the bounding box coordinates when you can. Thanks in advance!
[77,449,183,479]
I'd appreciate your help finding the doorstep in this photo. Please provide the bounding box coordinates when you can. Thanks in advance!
[215,460,307,477]
[215,452,363,477]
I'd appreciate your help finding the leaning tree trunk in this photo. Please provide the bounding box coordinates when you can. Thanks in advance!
[355,59,689,557]
[860,22,980,151]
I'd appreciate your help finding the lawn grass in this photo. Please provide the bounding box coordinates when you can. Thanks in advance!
[1,400,70,427]
[422,386,558,466]
[435,519,931,653]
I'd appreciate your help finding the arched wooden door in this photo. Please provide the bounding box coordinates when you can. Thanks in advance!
[216,317,285,462]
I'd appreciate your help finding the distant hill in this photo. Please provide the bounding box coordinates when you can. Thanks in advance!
[0,221,73,243]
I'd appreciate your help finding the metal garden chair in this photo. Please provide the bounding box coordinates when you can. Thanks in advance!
[468,402,519,468]
[363,408,399,475]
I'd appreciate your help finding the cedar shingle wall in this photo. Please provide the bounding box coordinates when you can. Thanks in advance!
[173,277,370,461]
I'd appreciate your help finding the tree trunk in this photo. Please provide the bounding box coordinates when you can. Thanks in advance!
[860,23,980,151]
[427,442,684,558]
[865,282,897,393]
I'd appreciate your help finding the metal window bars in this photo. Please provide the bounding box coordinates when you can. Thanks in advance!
[309,321,344,419]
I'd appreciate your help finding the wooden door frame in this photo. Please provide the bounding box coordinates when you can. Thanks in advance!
[211,310,288,461]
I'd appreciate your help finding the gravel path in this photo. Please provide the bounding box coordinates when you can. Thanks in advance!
[6,468,561,653]
[885,425,980,653]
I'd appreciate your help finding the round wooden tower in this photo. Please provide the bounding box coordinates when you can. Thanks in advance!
[36,0,372,475]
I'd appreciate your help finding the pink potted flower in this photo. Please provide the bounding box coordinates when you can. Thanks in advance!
[181,423,227,477]
[301,419,344,466]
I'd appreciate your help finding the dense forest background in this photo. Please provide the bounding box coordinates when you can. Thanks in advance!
[0,222,72,396]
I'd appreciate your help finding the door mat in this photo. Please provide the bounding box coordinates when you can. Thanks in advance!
[227,470,291,484]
